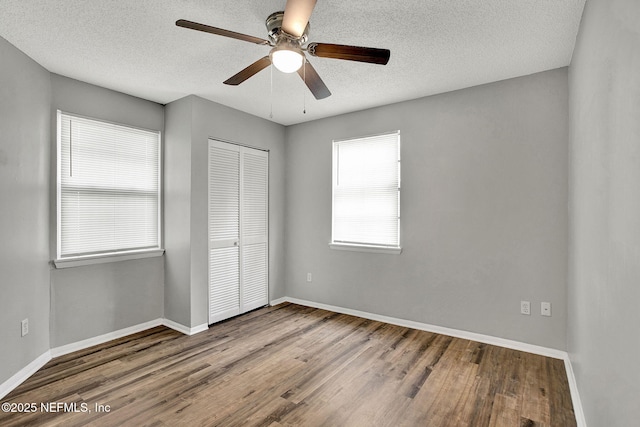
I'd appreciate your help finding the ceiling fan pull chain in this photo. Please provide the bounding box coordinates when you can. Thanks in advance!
[303,60,306,114]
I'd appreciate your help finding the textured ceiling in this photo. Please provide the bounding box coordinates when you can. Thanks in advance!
[0,0,585,125]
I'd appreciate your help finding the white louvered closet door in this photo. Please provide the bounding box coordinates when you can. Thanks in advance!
[208,140,268,324]
[240,148,269,312]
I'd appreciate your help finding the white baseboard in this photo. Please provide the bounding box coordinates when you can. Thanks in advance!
[563,356,587,427]
[269,297,288,306]
[275,296,586,427]
[282,297,565,358]
[162,318,208,336]
[50,319,165,358]
[0,351,51,400]
[49,318,209,359]
[1,317,208,401]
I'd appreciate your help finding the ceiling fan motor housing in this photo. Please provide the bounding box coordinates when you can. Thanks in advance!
[266,11,309,44]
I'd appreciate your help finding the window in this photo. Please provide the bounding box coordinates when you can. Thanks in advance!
[331,131,401,254]
[55,111,162,266]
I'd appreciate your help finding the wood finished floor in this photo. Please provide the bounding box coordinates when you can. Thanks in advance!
[1,303,576,427]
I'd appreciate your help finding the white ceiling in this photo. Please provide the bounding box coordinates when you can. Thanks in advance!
[0,0,586,126]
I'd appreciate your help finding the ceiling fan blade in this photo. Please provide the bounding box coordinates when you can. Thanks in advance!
[176,19,270,45]
[282,0,317,38]
[307,43,390,65]
[297,59,331,100]
[223,56,272,85]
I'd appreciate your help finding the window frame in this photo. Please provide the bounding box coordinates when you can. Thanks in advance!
[329,130,402,255]
[54,111,163,268]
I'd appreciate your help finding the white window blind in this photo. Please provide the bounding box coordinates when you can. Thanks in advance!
[332,131,400,249]
[57,111,161,258]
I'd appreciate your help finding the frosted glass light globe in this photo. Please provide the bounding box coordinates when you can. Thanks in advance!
[271,48,303,73]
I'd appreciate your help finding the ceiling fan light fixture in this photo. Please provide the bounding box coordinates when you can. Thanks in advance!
[270,43,304,73]
[271,49,303,73]
[177,3,389,101]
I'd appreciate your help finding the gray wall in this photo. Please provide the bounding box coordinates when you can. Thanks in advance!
[164,96,193,327]
[568,0,640,425]
[285,69,569,349]
[49,75,165,347]
[164,95,286,328]
[0,37,51,385]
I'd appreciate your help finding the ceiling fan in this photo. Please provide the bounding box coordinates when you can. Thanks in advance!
[176,0,390,100]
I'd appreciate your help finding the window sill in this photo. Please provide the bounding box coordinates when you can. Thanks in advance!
[54,249,165,269]
[329,243,402,255]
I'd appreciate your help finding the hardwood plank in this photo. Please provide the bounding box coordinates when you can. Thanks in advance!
[546,356,577,427]
[0,303,577,427]
[409,349,479,426]
[520,352,551,425]
[488,393,519,427]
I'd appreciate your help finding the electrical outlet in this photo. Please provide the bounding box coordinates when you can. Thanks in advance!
[520,301,531,315]
[541,302,551,317]
[21,318,29,337]
[306,273,312,282]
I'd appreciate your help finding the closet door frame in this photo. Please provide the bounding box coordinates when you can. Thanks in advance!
[208,138,269,325]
